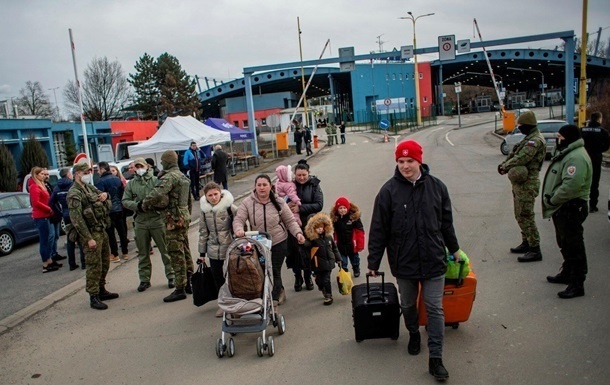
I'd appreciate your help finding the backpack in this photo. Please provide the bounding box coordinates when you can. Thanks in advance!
[227,245,264,300]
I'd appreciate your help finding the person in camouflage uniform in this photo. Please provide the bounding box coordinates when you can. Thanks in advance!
[67,162,119,310]
[122,158,175,292]
[141,150,193,303]
[498,110,546,262]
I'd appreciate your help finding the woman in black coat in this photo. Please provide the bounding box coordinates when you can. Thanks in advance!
[287,160,324,291]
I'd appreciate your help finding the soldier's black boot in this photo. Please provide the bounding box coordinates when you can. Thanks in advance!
[517,245,542,262]
[429,358,449,381]
[184,273,192,294]
[163,288,187,303]
[510,240,529,253]
[90,295,108,310]
[294,275,303,292]
[408,331,421,355]
[99,285,119,301]
[558,282,585,299]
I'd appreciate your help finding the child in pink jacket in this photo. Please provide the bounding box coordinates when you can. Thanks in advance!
[275,165,302,226]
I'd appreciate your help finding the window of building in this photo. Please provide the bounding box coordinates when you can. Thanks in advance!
[233,121,239,127]
[399,73,402,80]
[243,120,248,128]
[419,73,423,79]
[423,96,428,102]
[392,73,396,80]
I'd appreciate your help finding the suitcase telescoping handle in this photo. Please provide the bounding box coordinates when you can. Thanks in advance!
[365,271,386,301]
[456,259,465,287]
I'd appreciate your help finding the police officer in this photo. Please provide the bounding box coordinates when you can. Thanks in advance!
[542,124,592,298]
[122,158,175,292]
[581,112,610,213]
[67,162,119,310]
[141,150,193,303]
[499,110,546,262]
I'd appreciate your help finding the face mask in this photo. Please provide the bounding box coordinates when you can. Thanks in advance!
[161,161,171,170]
[81,174,92,184]
[136,168,147,176]
[519,126,532,136]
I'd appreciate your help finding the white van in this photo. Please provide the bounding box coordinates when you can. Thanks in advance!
[22,169,62,193]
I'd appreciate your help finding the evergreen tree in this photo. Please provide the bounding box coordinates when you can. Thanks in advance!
[156,53,200,119]
[63,131,77,164]
[0,143,18,192]
[128,53,159,120]
[20,135,49,175]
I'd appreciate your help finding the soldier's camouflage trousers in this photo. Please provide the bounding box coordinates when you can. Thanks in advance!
[166,228,193,288]
[512,183,540,247]
[84,230,110,295]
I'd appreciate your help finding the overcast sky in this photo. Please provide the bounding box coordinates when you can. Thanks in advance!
[1,0,608,113]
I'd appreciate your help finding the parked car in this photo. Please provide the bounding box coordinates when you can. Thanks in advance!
[500,119,569,157]
[523,100,536,108]
[0,192,39,256]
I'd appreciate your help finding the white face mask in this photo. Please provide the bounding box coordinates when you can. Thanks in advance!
[81,174,92,184]
[136,168,147,176]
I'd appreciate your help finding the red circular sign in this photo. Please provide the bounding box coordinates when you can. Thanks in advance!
[73,153,89,165]
[442,42,452,51]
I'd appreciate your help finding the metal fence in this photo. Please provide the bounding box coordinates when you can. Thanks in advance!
[350,106,438,134]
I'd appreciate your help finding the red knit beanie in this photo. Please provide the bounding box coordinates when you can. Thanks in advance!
[395,140,423,163]
[335,196,350,211]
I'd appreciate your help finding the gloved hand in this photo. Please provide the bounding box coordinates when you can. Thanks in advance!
[544,194,553,206]
[196,253,205,265]
[137,201,144,213]
[497,164,507,175]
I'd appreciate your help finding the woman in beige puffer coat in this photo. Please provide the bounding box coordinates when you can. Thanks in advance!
[198,183,237,303]
[233,174,305,305]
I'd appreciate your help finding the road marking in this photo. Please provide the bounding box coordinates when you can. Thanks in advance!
[445,132,454,146]
[431,126,445,132]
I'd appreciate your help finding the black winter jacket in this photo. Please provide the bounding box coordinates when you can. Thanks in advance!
[295,176,323,227]
[305,235,341,272]
[49,177,73,222]
[367,165,459,280]
[95,172,124,213]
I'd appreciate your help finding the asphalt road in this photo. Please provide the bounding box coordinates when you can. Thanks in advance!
[1,116,609,384]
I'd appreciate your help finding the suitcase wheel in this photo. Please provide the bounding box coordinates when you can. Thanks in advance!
[451,323,459,329]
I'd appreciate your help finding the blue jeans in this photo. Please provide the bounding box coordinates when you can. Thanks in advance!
[397,275,445,358]
[34,218,51,263]
[49,221,60,257]
[67,239,85,268]
[341,253,360,271]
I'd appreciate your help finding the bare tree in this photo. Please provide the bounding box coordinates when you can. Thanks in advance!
[16,81,53,118]
[63,56,132,121]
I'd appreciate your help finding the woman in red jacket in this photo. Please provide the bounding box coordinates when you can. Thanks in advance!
[29,167,59,273]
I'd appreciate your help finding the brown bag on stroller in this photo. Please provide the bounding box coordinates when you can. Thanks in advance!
[227,245,264,300]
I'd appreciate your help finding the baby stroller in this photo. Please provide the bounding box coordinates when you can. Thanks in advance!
[215,231,286,358]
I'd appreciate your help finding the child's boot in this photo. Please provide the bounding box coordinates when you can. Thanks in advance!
[323,292,333,306]
[353,267,361,278]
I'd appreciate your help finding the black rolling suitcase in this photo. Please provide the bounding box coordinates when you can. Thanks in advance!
[351,272,401,342]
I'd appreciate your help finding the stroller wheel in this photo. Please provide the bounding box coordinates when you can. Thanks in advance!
[267,336,275,357]
[227,338,235,357]
[216,338,225,358]
[277,314,286,335]
[256,336,264,357]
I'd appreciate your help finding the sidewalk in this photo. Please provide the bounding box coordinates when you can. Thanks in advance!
[0,141,328,335]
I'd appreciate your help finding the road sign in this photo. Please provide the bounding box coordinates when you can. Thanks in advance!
[339,47,355,72]
[73,152,89,165]
[454,83,462,93]
[438,35,456,61]
[384,98,392,106]
[379,119,390,130]
[457,39,470,53]
[400,45,414,59]
[266,114,280,128]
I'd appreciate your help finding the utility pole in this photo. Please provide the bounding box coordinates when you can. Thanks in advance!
[376,33,386,53]
[49,87,60,121]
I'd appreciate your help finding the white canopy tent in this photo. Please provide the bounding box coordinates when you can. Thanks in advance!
[129,116,230,156]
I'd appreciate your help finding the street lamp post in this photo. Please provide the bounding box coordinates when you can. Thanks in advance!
[401,11,434,127]
[49,87,60,121]
[507,67,544,107]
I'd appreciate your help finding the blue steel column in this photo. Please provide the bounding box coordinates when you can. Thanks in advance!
[244,72,258,156]
[328,74,336,125]
[564,36,575,124]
